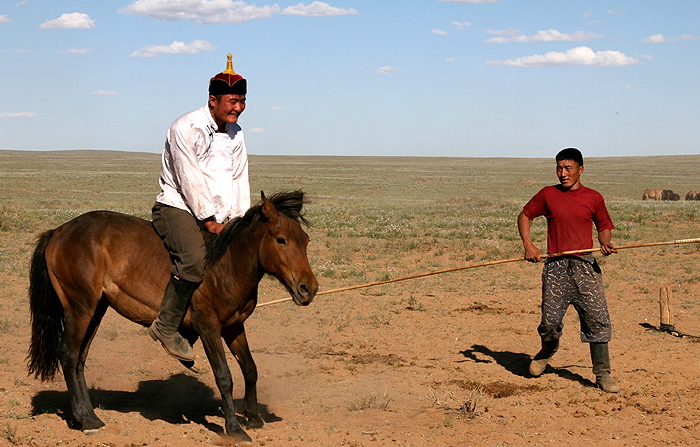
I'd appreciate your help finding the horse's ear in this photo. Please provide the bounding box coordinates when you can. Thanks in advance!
[260,191,278,221]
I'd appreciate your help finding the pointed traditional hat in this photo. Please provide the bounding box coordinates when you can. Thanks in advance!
[209,53,247,95]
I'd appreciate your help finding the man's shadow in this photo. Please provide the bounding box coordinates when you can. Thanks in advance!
[459,344,595,388]
[31,373,281,434]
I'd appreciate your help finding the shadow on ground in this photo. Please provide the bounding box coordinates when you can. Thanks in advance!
[459,344,595,388]
[30,373,281,434]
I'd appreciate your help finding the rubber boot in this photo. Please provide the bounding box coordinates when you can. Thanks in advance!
[148,275,198,362]
[529,339,559,376]
[590,342,621,393]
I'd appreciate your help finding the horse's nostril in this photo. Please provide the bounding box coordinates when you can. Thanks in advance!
[299,284,310,296]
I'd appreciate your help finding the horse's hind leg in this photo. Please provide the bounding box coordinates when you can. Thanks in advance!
[223,326,263,428]
[60,297,109,432]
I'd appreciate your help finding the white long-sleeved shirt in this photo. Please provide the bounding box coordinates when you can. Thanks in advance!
[156,105,251,222]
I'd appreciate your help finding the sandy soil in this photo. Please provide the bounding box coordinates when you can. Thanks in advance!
[1,233,699,447]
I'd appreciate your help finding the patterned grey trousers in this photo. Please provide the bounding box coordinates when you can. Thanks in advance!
[538,255,612,343]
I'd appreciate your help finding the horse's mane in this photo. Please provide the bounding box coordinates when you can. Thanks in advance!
[205,190,309,265]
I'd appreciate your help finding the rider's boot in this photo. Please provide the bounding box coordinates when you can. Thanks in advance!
[148,275,198,362]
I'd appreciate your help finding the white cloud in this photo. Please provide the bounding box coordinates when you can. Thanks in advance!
[91,90,118,96]
[488,46,639,67]
[644,34,669,43]
[130,39,215,57]
[122,0,356,24]
[122,0,279,23]
[431,29,447,36]
[270,105,284,111]
[282,1,358,16]
[378,66,397,75]
[1,111,36,118]
[451,21,471,29]
[0,15,9,23]
[438,0,498,3]
[249,127,265,133]
[62,48,91,54]
[644,33,700,43]
[40,12,95,29]
[485,29,602,43]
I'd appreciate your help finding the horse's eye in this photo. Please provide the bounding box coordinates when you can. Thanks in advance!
[276,237,287,244]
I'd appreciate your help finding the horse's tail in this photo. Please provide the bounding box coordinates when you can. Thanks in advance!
[27,229,64,382]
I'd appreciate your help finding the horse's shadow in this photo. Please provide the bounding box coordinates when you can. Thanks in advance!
[30,373,281,434]
[459,344,595,388]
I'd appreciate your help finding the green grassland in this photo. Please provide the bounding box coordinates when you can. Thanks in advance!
[2,150,699,254]
[1,149,699,293]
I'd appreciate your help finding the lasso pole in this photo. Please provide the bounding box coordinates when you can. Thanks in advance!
[256,237,700,308]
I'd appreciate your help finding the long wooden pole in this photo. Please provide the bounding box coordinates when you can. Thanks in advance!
[256,237,700,308]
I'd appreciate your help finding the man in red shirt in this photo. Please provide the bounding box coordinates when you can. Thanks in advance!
[517,148,620,393]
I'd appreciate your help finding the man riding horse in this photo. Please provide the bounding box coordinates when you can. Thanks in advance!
[150,54,251,362]
[28,55,317,442]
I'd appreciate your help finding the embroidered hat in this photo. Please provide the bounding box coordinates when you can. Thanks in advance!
[209,53,247,95]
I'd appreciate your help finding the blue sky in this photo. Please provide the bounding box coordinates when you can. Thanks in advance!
[1,0,699,157]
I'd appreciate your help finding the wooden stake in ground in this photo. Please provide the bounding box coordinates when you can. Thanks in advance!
[652,286,699,339]
[659,286,675,332]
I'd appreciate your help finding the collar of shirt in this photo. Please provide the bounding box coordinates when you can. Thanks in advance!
[204,104,218,138]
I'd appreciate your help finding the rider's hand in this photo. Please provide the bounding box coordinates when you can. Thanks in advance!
[204,220,225,234]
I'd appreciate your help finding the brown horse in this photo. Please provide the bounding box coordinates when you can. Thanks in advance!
[642,189,663,200]
[27,191,318,443]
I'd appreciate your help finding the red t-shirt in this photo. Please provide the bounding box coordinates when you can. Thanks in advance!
[523,185,615,254]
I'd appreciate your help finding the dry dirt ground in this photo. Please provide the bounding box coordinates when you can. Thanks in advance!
[3,246,700,447]
[1,153,700,447]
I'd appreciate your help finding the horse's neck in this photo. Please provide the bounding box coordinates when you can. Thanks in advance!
[214,226,264,289]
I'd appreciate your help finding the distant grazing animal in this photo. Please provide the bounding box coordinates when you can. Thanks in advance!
[686,191,699,201]
[642,189,663,200]
[27,191,318,443]
[662,190,680,201]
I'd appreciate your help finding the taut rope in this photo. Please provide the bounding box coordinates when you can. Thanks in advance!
[257,237,700,308]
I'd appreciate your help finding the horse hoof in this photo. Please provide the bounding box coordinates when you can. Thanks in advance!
[245,416,264,429]
[80,418,105,435]
[83,426,104,436]
[221,428,252,445]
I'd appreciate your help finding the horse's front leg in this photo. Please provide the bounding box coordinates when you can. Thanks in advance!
[197,322,251,443]
[222,325,262,428]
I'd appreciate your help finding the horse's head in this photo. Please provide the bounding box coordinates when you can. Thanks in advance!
[258,191,318,305]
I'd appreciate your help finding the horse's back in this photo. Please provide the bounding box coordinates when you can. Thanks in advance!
[45,211,171,317]
[48,211,159,259]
